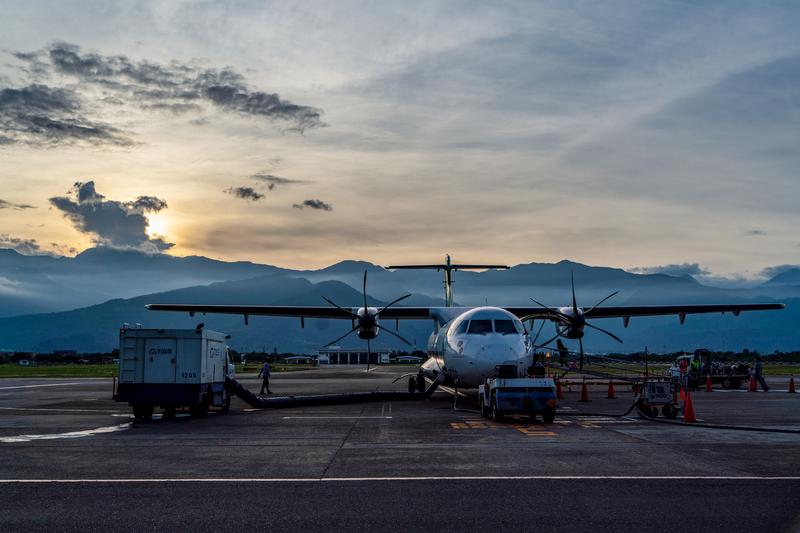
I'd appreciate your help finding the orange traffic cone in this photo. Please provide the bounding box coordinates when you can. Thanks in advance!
[683,391,697,423]
[706,375,713,392]
[580,378,590,402]
[679,387,686,402]
[749,376,757,392]
[789,375,796,394]
[607,380,616,399]
[556,378,564,400]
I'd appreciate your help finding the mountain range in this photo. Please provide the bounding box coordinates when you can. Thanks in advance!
[0,247,797,353]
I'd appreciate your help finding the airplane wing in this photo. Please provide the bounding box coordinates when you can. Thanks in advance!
[505,303,785,321]
[145,303,434,320]
[147,302,784,322]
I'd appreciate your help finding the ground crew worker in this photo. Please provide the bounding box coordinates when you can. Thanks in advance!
[556,339,569,367]
[690,355,701,390]
[678,357,689,392]
[753,357,769,392]
[258,360,273,395]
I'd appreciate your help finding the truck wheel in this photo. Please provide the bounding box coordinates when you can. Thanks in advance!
[730,380,742,390]
[408,377,416,393]
[721,378,732,389]
[190,395,209,417]
[132,404,154,421]
[543,407,555,424]
[662,405,678,419]
[491,397,504,423]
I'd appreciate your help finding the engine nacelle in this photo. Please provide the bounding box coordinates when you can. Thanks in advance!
[557,324,584,339]
[356,307,380,340]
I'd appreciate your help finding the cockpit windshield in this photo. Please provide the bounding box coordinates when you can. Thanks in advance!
[467,319,493,334]
[493,319,519,334]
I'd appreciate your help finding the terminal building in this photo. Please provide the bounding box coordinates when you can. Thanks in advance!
[317,347,392,365]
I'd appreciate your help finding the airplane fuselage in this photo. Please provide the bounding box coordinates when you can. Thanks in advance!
[422,306,533,388]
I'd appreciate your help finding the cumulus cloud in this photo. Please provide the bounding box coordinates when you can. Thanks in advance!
[0,234,41,255]
[292,199,332,211]
[631,263,710,278]
[0,84,133,147]
[252,173,308,190]
[49,181,173,252]
[0,199,35,210]
[224,186,264,202]
[11,43,325,132]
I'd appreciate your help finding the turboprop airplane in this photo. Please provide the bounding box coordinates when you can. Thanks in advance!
[146,256,785,391]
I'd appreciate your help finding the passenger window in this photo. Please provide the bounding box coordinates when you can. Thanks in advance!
[455,320,469,335]
[494,320,517,334]
[467,320,493,334]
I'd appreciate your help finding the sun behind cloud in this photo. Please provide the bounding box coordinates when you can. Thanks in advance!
[146,214,169,241]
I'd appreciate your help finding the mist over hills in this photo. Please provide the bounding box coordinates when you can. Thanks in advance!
[0,247,796,353]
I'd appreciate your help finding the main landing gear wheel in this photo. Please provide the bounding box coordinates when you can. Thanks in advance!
[416,375,426,393]
[408,377,416,393]
[221,394,231,413]
[480,397,490,418]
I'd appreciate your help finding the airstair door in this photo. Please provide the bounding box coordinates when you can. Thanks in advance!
[144,338,177,383]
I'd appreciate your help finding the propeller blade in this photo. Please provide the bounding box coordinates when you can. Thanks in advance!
[571,270,578,315]
[585,322,624,343]
[531,320,546,346]
[380,326,412,346]
[363,270,369,311]
[533,333,561,350]
[321,296,357,318]
[376,293,412,316]
[529,298,570,321]
[366,336,371,372]
[324,325,359,347]
[579,337,584,371]
[585,291,619,315]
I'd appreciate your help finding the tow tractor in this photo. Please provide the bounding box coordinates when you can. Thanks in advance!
[478,365,557,423]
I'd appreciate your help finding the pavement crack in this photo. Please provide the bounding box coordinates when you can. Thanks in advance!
[319,402,367,479]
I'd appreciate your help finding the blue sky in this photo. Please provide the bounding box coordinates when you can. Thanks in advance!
[0,1,798,282]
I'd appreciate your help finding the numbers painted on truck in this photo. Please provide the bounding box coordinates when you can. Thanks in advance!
[180,372,198,379]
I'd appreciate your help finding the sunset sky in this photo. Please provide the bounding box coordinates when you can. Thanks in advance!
[1,1,798,282]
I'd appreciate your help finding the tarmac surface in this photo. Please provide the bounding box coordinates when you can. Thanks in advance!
[1,366,799,532]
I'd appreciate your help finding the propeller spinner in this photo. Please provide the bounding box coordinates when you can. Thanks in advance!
[321,270,412,371]
[525,271,622,370]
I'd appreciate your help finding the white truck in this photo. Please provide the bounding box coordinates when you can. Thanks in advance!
[115,327,235,420]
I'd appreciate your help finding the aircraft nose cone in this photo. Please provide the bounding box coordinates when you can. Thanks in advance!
[480,343,516,356]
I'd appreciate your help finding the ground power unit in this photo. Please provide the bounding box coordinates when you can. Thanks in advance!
[115,327,234,420]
